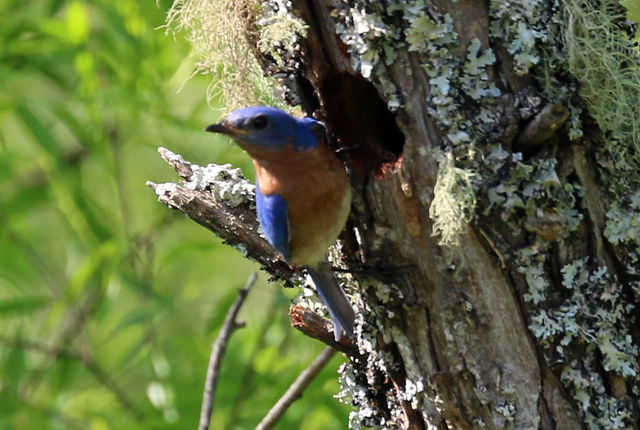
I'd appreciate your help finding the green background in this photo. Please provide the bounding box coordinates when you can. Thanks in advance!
[0,1,349,428]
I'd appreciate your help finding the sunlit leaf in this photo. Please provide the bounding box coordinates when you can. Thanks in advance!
[65,1,90,44]
[0,296,50,315]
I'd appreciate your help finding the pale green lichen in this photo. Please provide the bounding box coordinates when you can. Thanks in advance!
[537,258,637,377]
[402,378,425,409]
[462,39,500,100]
[486,156,583,237]
[336,332,403,429]
[403,3,456,53]
[604,194,640,274]
[157,147,255,207]
[257,5,308,67]
[429,153,476,246]
[520,252,639,427]
[489,0,554,75]
[495,401,516,421]
[151,182,180,197]
[561,366,634,429]
[333,1,403,109]
[186,162,255,207]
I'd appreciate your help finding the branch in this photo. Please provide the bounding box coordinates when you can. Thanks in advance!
[147,147,296,285]
[255,346,338,430]
[228,297,280,423]
[289,304,358,356]
[198,272,258,430]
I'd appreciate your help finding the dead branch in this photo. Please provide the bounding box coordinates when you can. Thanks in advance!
[198,272,258,430]
[255,346,337,430]
[147,147,296,285]
[289,304,357,356]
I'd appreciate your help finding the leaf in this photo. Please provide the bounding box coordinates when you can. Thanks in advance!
[0,296,50,316]
[14,104,62,166]
[4,346,25,393]
[65,240,119,299]
[65,1,90,44]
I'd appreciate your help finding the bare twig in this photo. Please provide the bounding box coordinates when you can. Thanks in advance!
[198,272,258,430]
[289,304,357,356]
[228,295,279,424]
[255,346,338,430]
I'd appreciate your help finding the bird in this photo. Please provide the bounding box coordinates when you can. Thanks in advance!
[205,106,356,340]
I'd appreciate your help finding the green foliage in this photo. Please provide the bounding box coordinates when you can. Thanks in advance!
[0,1,348,429]
[621,0,640,39]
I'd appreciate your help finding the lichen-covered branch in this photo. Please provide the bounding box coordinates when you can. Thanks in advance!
[146,147,296,284]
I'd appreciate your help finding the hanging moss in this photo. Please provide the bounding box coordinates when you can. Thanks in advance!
[165,0,305,111]
[564,0,640,165]
[543,0,640,277]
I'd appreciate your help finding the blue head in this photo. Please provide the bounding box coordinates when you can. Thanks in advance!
[205,106,321,152]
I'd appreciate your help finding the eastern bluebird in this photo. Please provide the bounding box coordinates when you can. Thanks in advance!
[206,106,356,340]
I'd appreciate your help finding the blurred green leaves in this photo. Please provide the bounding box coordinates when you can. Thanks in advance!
[622,0,640,40]
[0,1,348,429]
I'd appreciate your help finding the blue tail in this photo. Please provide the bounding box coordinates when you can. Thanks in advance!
[306,264,355,341]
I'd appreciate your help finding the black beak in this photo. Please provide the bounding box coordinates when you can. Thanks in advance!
[205,123,228,134]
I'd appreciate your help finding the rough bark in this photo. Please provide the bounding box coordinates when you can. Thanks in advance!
[153,0,640,428]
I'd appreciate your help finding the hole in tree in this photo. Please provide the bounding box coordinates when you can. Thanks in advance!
[318,73,405,178]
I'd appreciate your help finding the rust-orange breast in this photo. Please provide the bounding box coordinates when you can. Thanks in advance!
[250,144,352,266]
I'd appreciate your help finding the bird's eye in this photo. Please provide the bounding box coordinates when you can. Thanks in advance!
[251,115,268,130]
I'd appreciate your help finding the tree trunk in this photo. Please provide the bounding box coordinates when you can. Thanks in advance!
[155,0,640,428]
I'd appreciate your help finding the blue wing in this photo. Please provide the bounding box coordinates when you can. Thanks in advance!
[255,182,290,260]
